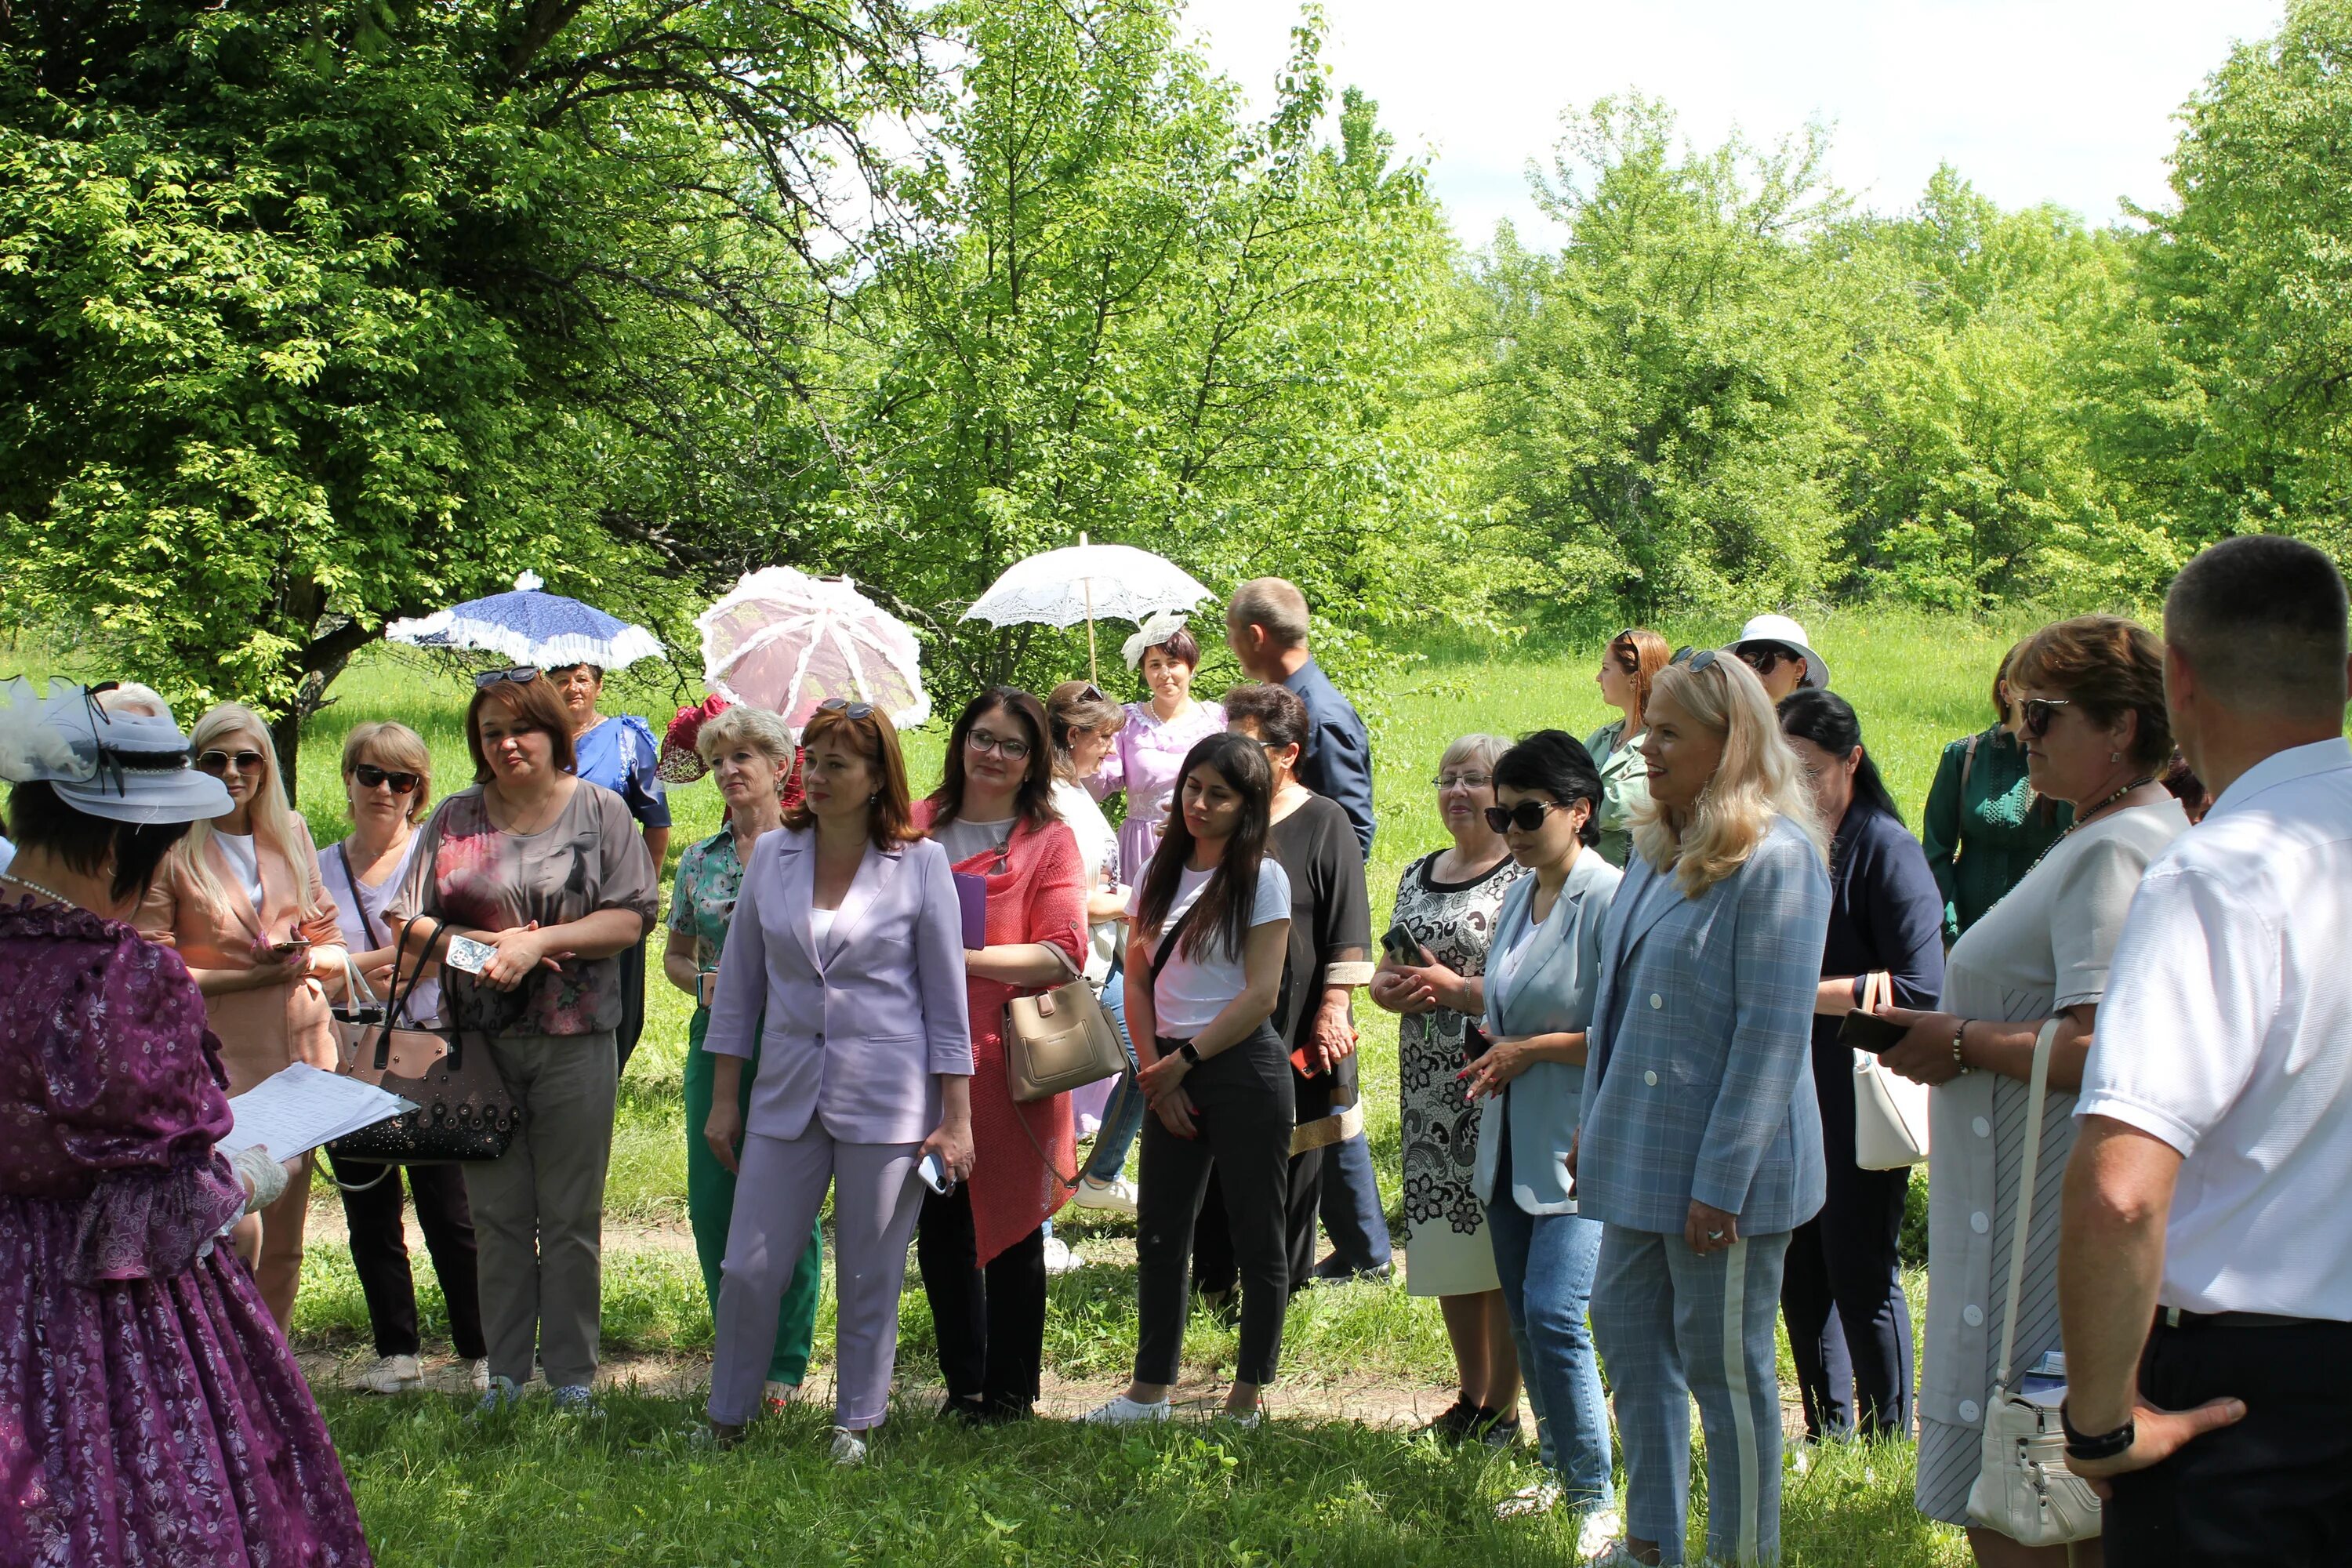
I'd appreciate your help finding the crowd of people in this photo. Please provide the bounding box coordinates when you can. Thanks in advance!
[4,543,2349,1567]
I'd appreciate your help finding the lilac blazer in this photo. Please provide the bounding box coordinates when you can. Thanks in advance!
[703,828,972,1144]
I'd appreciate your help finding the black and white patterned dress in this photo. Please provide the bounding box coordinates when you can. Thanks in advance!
[1391,851,1526,1298]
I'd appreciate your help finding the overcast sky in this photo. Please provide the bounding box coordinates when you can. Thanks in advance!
[1178,0,2284,245]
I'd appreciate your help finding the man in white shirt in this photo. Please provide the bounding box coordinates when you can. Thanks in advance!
[2060,534,2352,1566]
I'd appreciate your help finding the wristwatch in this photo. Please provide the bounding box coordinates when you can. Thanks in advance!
[1177,1041,1202,1068]
[2060,1399,2136,1461]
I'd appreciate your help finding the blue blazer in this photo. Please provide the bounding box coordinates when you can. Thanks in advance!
[1576,814,1831,1236]
[704,829,972,1145]
[1472,850,1623,1214]
[1283,659,1375,859]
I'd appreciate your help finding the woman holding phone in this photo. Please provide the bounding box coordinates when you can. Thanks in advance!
[1084,733,1293,1428]
[662,704,823,1413]
[139,701,350,1330]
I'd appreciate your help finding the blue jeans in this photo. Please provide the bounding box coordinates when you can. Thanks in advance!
[1316,1129,1393,1273]
[1486,1200,1612,1509]
[1083,965,1146,1185]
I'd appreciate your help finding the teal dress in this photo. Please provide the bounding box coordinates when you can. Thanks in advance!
[1584,717,1653,869]
[673,830,823,1387]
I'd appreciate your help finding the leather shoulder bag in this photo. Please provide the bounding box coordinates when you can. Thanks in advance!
[1966,1018,2102,1545]
[326,915,524,1167]
[1853,969,1933,1169]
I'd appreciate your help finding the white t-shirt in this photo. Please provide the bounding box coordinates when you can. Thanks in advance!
[2083,738,2352,1319]
[931,815,1014,870]
[214,831,264,910]
[1127,858,1293,1036]
[1051,779,1123,984]
[809,907,838,949]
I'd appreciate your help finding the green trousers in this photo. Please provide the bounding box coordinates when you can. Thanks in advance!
[684,1007,823,1385]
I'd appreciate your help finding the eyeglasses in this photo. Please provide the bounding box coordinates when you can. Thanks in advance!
[1734,644,1795,675]
[195,749,268,776]
[817,699,876,719]
[353,764,421,794]
[2017,697,2072,739]
[474,666,541,690]
[1432,771,1493,792]
[1483,800,1570,833]
[967,728,1032,761]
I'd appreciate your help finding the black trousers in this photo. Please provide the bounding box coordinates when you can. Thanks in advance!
[327,1154,487,1361]
[2106,1316,2352,1567]
[1190,1146,1325,1298]
[1134,1026,1294,1387]
[916,1182,1046,1416]
[614,934,648,1073]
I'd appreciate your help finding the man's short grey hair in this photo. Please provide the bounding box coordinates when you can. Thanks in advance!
[1439,733,1511,779]
[697,704,799,768]
[2165,535,2350,718]
[1226,578,1312,649]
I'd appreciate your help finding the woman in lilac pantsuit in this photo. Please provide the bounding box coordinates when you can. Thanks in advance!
[701,702,972,1465]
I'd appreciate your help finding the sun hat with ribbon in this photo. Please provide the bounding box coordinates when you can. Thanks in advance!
[0,677,233,825]
[1120,609,1195,672]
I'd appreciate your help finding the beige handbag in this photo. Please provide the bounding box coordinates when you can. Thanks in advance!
[1853,970,1932,1169]
[328,955,450,1085]
[1967,1018,2102,1546]
[1004,978,1127,1102]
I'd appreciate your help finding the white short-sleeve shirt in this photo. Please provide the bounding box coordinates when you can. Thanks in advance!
[1128,858,1292,1036]
[2083,738,2352,1319]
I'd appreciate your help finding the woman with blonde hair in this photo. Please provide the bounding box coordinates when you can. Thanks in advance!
[138,702,349,1329]
[321,719,488,1395]
[1570,650,1831,1568]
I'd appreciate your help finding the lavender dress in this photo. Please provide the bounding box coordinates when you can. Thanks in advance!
[0,898,372,1567]
[1087,699,1227,884]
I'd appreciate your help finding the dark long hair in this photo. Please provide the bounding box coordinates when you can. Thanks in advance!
[1777,688,1902,826]
[1136,733,1274,961]
[928,688,1058,831]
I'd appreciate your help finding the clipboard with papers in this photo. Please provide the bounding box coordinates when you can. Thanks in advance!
[219,1063,418,1160]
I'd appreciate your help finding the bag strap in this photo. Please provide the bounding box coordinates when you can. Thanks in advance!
[1862,969,1892,1017]
[335,840,388,952]
[1147,898,1203,986]
[378,915,457,1070]
[1960,731,1982,804]
[1993,1017,2063,1391]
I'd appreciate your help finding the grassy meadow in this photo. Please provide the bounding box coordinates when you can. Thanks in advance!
[266,608,2029,1565]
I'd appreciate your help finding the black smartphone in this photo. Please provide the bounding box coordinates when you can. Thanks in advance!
[1380,922,1425,967]
[1840,1009,1908,1056]
[1461,1022,1494,1065]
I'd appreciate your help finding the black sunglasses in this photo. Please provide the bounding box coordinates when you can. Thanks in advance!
[1669,647,1722,673]
[474,666,541,690]
[353,764,420,794]
[818,698,877,719]
[195,749,268,775]
[1734,643,1796,675]
[1484,800,1570,833]
[2017,696,2072,739]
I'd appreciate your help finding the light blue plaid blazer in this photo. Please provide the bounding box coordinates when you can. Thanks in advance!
[1575,814,1831,1236]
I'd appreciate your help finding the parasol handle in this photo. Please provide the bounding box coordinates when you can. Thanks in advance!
[1080,532,1098,684]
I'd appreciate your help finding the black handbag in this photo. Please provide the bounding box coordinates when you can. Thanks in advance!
[326,916,524,1166]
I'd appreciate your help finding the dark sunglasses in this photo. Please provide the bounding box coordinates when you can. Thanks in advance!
[1669,647,1722,673]
[1484,800,1570,833]
[1734,643,1795,675]
[195,749,268,775]
[474,666,541,690]
[2017,696,2072,739]
[353,764,420,794]
[818,698,877,719]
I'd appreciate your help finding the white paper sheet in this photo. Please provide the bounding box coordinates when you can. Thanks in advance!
[219,1063,416,1159]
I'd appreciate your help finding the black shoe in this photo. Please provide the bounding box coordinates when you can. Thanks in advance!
[1309,1258,1395,1287]
[1475,1407,1523,1448]
[1415,1399,1482,1443]
[941,1393,988,1427]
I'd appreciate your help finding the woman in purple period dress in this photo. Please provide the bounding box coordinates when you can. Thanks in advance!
[1089,612,1228,884]
[0,679,372,1568]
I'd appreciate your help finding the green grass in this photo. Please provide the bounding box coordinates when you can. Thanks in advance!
[278,610,2021,1565]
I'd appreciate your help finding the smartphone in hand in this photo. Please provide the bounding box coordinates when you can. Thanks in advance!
[1839,1009,1909,1056]
[916,1152,954,1194]
[1379,922,1426,967]
[698,971,718,1008]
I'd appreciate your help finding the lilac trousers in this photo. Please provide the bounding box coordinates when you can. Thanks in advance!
[709,1127,924,1429]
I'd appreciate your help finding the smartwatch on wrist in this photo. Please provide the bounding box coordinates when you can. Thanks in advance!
[1177,1041,1202,1068]
[2060,1399,2136,1461]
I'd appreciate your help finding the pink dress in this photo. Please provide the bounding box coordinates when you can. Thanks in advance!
[0,898,372,1567]
[1087,699,1228,884]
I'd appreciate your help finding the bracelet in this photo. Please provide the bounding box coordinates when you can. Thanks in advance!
[2060,1399,2136,1461]
[1951,1020,1970,1075]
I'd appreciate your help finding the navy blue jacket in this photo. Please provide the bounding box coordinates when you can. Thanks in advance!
[1814,800,1946,1161]
[1283,659,1374,859]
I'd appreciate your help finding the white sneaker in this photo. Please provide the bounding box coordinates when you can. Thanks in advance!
[1496,1479,1563,1519]
[1043,1236,1083,1275]
[1081,1393,1172,1425]
[1214,1407,1262,1429]
[829,1426,869,1467]
[469,1359,492,1394]
[1577,1510,1628,1563]
[357,1353,423,1394]
[1072,1175,1138,1216]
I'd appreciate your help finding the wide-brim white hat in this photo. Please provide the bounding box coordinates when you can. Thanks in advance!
[1723,614,1831,691]
[0,679,234,825]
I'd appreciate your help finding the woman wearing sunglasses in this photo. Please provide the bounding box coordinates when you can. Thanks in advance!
[318,720,488,1396]
[1871,618,2185,1567]
[1571,649,1831,1568]
[912,688,1090,1425]
[137,702,350,1330]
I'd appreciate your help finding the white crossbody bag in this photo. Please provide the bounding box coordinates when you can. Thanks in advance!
[1966,1018,2102,1546]
[1853,970,1931,1168]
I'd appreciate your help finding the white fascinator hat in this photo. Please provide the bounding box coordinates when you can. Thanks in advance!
[0,678,234,825]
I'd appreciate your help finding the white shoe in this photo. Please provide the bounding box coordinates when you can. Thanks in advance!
[1496,1479,1563,1519]
[1072,1175,1138,1217]
[1043,1236,1083,1275]
[469,1358,492,1394]
[1214,1407,1262,1429]
[1081,1393,1172,1425]
[829,1426,869,1467]
[357,1353,423,1394]
[1577,1511,1628,1563]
